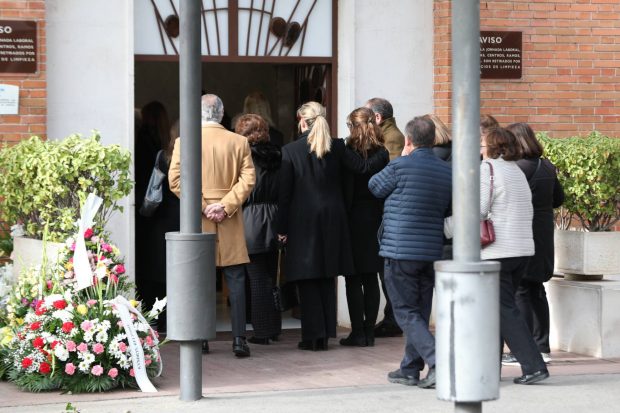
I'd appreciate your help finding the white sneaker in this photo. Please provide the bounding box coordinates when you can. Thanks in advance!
[501,353,520,366]
[541,353,552,364]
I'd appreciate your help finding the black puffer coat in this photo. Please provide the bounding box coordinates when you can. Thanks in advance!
[243,142,281,254]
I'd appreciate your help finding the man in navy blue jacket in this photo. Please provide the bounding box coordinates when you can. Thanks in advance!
[368,116,452,389]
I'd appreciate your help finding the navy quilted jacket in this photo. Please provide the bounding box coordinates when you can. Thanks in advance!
[368,147,452,261]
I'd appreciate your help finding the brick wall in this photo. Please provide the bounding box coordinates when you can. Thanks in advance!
[433,0,620,138]
[0,0,46,145]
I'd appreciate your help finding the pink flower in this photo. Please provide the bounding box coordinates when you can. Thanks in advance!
[65,363,76,375]
[109,274,119,284]
[66,341,77,352]
[118,342,127,353]
[129,368,135,377]
[145,336,154,346]
[145,359,152,366]
[92,343,105,354]
[91,364,104,376]
[101,243,113,253]
[77,342,88,353]
[87,299,97,307]
[84,228,94,239]
[80,320,92,331]
[108,368,119,379]
[46,280,53,291]
[113,264,126,274]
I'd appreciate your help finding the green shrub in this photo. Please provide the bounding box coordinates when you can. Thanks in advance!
[538,131,620,232]
[0,133,133,242]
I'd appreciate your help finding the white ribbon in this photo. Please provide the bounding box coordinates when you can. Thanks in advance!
[111,296,162,393]
[73,193,103,290]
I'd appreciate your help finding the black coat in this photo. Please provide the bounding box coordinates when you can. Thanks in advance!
[277,132,389,281]
[342,146,388,274]
[517,157,564,282]
[432,143,452,163]
[243,142,281,254]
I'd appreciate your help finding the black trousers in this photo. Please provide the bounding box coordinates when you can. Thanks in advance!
[497,257,546,375]
[344,272,380,335]
[515,279,551,353]
[246,252,282,339]
[297,278,337,341]
[384,258,436,378]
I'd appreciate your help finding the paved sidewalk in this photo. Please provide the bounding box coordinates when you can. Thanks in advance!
[1,329,619,412]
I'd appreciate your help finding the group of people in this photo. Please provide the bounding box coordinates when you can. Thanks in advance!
[137,91,563,390]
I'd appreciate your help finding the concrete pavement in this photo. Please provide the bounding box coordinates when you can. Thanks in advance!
[1,329,619,412]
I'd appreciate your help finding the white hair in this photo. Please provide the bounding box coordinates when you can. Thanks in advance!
[201,94,224,124]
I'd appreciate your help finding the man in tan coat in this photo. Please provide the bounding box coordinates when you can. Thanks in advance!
[169,94,256,357]
[365,97,405,338]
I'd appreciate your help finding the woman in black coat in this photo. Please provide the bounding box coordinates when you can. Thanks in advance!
[135,102,180,331]
[507,122,564,362]
[340,107,388,347]
[277,102,389,351]
[236,114,282,344]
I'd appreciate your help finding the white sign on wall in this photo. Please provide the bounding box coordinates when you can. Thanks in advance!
[0,83,19,114]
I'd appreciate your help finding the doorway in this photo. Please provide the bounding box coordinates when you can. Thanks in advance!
[134,60,332,332]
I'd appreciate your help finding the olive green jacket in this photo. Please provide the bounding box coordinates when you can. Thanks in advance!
[381,117,405,161]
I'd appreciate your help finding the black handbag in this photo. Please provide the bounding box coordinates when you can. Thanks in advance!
[139,150,166,217]
[272,247,298,312]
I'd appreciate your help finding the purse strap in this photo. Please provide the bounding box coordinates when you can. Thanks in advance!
[485,161,494,217]
[276,247,282,287]
[527,158,542,184]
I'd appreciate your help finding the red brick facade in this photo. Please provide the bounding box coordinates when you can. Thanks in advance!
[0,0,46,145]
[434,0,620,138]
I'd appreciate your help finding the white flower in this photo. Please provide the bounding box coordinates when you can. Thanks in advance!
[78,360,91,372]
[83,330,94,343]
[95,331,108,343]
[118,355,130,369]
[82,352,95,364]
[95,264,107,280]
[65,237,75,249]
[148,297,167,318]
[43,294,65,307]
[52,309,73,322]
[134,322,149,333]
[54,345,69,361]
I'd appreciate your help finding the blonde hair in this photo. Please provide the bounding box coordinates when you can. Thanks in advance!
[297,101,331,158]
[424,114,451,145]
[243,91,275,126]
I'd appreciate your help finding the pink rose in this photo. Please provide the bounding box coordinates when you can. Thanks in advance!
[110,274,119,283]
[77,342,88,353]
[145,336,154,346]
[108,368,119,379]
[129,368,135,377]
[66,341,77,352]
[70,242,76,251]
[101,243,113,253]
[87,299,98,307]
[92,343,105,354]
[80,320,92,331]
[145,359,152,366]
[65,363,76,375]
[118,342,127,353]
[114,264,126,274]
[84,228,94,239]
[91,364,103,376]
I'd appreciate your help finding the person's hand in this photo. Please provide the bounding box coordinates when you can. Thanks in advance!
[204,203,226,222]
[277,234,288,245]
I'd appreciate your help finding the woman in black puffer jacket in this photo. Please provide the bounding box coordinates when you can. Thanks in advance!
[236,114,282,344]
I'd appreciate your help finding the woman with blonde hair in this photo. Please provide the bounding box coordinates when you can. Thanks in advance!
[277,101,389,351]
[241,91,284,146]
[425,114,452,163]
[340,107,388,347]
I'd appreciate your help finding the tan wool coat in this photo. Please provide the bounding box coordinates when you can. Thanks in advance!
[169,123,256,267]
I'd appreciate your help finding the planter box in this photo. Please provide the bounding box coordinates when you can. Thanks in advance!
[554,230,620,276]
[548,275,620,358]
[11,236,65,278]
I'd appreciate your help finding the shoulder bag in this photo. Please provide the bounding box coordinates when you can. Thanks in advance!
[139,150,166,217]
[272,245,299,312]
[480,161,495,247]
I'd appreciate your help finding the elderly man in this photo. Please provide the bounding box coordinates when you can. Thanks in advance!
[364,97,405,339]
[368,116,451,389]
[169,94,256,358]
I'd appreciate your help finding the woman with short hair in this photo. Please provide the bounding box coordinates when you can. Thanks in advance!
[235,114,283,345]
[506,122,564,364]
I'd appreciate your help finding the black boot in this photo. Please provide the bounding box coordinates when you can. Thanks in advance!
[232,336,250,357]
[364,323,375,347]
[339,332,367,347]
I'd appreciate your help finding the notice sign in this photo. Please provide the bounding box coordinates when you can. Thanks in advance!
[0,84,19,114]
[480,31,522,79]
[0,20,37,73]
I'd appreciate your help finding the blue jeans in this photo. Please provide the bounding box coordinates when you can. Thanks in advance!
[384,258,436,378]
